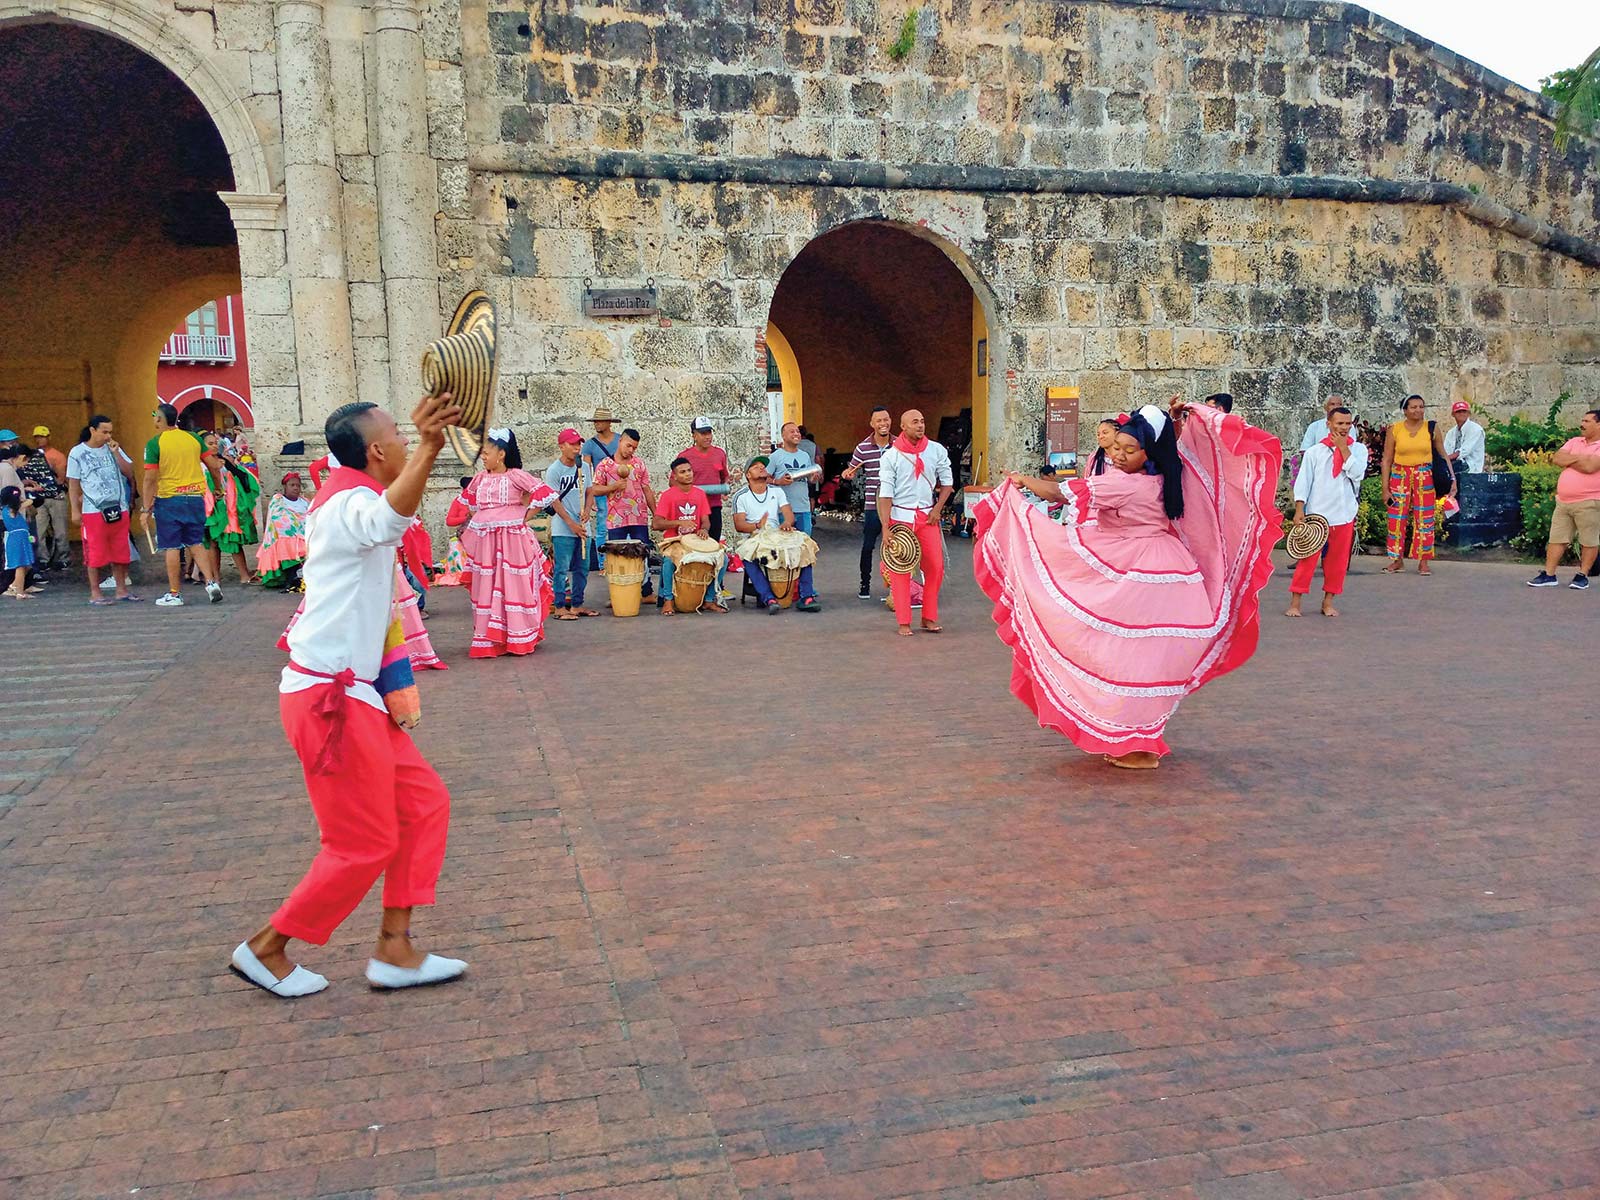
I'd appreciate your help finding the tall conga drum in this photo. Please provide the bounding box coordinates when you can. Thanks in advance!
[601,539,648,617]
[665,535,724,613]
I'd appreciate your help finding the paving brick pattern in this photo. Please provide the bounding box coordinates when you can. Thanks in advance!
[0,528,1595,1199]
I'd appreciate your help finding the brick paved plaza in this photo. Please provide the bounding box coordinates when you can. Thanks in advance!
[1,524,1596,1200]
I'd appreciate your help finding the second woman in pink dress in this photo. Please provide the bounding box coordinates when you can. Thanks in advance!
[448,429,559,659]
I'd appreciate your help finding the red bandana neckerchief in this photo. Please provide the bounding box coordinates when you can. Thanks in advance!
[894,433,929,478]
[1320,434,1350,480]
[308,465,383,512]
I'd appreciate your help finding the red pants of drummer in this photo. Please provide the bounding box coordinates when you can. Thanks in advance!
[1289,520,1355,595]
[888,520,945,626]
[271,689,451,945]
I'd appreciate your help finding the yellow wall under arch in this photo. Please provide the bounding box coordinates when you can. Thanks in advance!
[764,322,801,432]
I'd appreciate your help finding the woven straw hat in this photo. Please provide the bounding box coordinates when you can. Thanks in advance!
[421,290,499,468]
[1285,513,1330,560]
[881,524,923,575]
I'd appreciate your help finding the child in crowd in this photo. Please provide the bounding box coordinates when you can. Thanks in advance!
[2,486,39,599]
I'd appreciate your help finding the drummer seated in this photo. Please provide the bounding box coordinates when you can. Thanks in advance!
[652,456,725,614]
[734,457,820,614]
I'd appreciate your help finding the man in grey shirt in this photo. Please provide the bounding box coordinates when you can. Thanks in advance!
[66,414,139,602]
[768,421,817,534]
[544,427,596,618]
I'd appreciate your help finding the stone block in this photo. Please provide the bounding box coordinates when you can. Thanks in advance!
[215,0,273,51]
[533,229,598,277]
[1175,328,1236,368]
[629,328,704,371]
[427,67,468,160]
[546,329,622,372]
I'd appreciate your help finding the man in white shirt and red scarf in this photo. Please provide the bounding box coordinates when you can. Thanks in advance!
[230,391,469,998]
[1287,404,1367,619]
[877,409,954,636]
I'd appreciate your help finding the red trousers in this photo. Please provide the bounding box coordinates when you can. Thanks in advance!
[272,689,451,945]
[1289,520,1355,596]
[888,520,945,626]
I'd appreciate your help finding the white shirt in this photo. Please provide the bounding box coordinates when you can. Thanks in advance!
[1300,418,1330,452]
[280,486,413,712]
[879,441,954,522]
[1444,419,1485,474]
[1293,439,1368,526]
[733,486,787,528]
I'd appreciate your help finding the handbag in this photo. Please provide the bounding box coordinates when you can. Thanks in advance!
[1427,422,1456,499]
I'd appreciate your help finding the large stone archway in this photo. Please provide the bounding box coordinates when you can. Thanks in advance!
[0,0,272,197]
[0,16,278,469]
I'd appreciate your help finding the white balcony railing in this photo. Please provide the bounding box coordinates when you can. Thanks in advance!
[160,333,235,363]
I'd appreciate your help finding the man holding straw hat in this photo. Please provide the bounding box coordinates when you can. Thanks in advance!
[229,389,468,998]
[1287,404,1366,619]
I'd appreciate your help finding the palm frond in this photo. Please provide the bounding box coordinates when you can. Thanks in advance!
[1554,44,1600,151]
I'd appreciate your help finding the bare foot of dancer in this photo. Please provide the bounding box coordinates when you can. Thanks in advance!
[921,620,943,633]
[896,624,914,637]
[1322,601,1340,617]
[1285,596,1303,617]
[1105,751,1160,769]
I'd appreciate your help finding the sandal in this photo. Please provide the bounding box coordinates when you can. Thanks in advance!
[554,611,579,621]
[88,597,115,607]
[575,608,601,617]
[1381,561,1403,574]
[118,594,144,603]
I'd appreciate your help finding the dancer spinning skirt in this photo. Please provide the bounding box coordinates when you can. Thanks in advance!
[448,428,558,658]
[258,472,311,589]
[974,401,1281,768]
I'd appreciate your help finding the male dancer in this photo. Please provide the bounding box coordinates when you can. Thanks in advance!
[1287,405,1366,618]
[878,409,953,636]
[230,391,467,998]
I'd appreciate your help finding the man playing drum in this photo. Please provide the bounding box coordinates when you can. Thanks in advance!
[733,455,821,613]
[652,456,725,614]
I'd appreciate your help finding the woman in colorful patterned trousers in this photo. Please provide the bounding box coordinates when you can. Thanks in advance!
[1379,394,1454,575]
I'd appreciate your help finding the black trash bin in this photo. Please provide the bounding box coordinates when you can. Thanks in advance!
[1450,472,1523,549]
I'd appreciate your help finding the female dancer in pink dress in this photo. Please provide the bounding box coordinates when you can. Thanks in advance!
[448,429,558,659]
[974,401,1281,768]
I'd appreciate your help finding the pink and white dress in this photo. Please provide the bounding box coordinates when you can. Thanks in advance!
[973,406,1281,758]
[457,468,558,659]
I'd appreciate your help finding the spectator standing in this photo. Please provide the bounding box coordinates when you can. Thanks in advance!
[67,415,139,603]
[1379,395,1453,576]
[1444,401,1486,474]
[1299,395,1348,451]
[678,417,730,539]
[1,485,37,599]
[1527,408,1600,590]
[842,406,893,599]
[1087,419,1118,477]
[0,436,26,496]
[140,402,224,606]
[798,426,820,505]
[768,422,817,534]
[544,427,597,619]
[582,408,622,570]
[24,425,69,570]
[591,428,657,599]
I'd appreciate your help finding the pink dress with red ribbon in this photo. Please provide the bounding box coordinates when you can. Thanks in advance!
[973,405,1281,758]
[457,468,558,658]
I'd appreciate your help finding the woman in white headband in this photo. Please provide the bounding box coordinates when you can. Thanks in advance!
[447,427,563,658]
[973,399,1283,769]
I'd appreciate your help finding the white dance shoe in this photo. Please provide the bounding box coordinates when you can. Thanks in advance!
[365,953,467,991]
[230,942,329,998]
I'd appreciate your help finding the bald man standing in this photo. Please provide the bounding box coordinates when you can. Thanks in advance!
[877,409,954,636]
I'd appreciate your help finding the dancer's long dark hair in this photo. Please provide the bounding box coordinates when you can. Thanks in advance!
[487,430,522,470]
[1117,409,1185,520]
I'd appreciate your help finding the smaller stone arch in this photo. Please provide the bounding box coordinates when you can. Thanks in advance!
[165,384,254,426]
[766,217,1007,484]
[0,0,273,196]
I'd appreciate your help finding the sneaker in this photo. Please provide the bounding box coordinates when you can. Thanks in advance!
[857,586,871,600]
[797,596,821,613]
[99,577,117,591]
[1526,572,1559,587]
[206,581,224,603]
[1572,573,1590,591]
[765,600,781,614]
[155,592,185,607]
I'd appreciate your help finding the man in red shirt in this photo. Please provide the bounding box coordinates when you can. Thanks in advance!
[678,416,729,539]
[651,456,724,614]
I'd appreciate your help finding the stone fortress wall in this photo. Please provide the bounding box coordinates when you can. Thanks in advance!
[3,0,1596,525]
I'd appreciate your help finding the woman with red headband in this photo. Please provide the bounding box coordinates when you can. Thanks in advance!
[973,400,1282,768]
